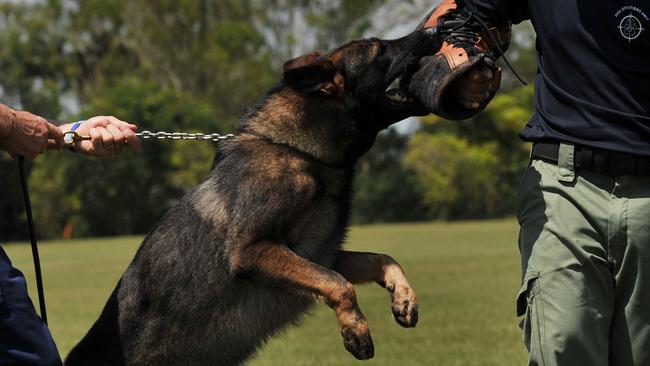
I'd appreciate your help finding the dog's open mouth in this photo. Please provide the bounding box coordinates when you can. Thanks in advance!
[385,79,414,103]
[382,77,422,112]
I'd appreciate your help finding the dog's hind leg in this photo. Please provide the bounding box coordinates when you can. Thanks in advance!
[236,243,374,360]
[333,250,418,328]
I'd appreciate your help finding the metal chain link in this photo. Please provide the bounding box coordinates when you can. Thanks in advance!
[135,130,236,142]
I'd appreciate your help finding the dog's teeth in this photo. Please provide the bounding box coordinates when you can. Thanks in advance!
[386,93,413,103]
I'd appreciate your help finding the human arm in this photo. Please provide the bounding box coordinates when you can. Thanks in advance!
[0,103,140,159]
[0,104,15,139]
[0,103,64,159]
[469,0,530,25]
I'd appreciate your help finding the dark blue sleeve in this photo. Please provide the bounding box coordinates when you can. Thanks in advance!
[466,0,530,24]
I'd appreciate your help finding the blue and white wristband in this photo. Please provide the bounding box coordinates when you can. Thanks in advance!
[63,120,85,152]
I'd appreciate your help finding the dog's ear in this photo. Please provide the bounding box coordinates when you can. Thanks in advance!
[283,51,324,71]
[283,53,343,97]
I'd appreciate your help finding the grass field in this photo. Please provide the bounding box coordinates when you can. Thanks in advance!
[4,219,528,365]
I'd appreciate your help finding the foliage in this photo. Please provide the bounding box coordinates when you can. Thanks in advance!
[261,0,384,63]
[0,155,26,240]
[404,84,534,220]
[404,134,501,219]
[353,129,427,224]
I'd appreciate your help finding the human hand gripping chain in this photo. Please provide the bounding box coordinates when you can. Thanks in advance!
[59,116,141,157]
[0,104,144,160]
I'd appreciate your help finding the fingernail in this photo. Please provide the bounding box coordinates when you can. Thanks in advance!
[471,102,479,109]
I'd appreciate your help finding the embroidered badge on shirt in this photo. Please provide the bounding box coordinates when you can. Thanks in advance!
[615,6,648,42]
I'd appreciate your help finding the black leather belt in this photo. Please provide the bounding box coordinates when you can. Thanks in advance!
[532,142,650,177]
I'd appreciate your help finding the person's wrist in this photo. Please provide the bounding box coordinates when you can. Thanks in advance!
[0,106,17,140]
[62,121,85,153]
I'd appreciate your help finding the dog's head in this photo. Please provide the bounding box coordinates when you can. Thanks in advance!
[282,29,441,160]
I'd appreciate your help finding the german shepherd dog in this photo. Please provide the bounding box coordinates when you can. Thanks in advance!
[65,28,441,365]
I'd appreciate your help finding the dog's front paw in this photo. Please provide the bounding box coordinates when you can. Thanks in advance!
[388,283,418,328]
[341,320,374,360]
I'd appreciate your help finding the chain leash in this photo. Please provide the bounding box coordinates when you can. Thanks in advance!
[136,130,236,141]
[63,130,236,146]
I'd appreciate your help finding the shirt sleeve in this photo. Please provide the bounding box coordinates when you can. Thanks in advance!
[466,0,530,24]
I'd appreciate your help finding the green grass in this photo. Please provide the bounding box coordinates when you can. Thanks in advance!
[3,219,528,365]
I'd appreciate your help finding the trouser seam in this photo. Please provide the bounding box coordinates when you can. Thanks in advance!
[536,279,547,366]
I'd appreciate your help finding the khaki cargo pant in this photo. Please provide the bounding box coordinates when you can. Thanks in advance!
[516,143,650,366]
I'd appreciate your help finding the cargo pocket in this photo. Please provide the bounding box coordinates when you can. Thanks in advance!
[517,272,545,364]
[516,271,540,317]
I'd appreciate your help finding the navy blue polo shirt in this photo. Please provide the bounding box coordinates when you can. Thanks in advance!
[470,0,650,156]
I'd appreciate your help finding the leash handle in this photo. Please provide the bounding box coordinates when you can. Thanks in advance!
[18,156,48,325]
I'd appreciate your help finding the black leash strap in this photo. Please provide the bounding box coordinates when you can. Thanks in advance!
[18,156,48,325]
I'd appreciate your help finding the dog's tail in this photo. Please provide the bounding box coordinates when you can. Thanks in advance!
[64,281,126,366]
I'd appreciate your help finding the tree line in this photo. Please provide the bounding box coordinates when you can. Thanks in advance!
[0,0,536,240]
